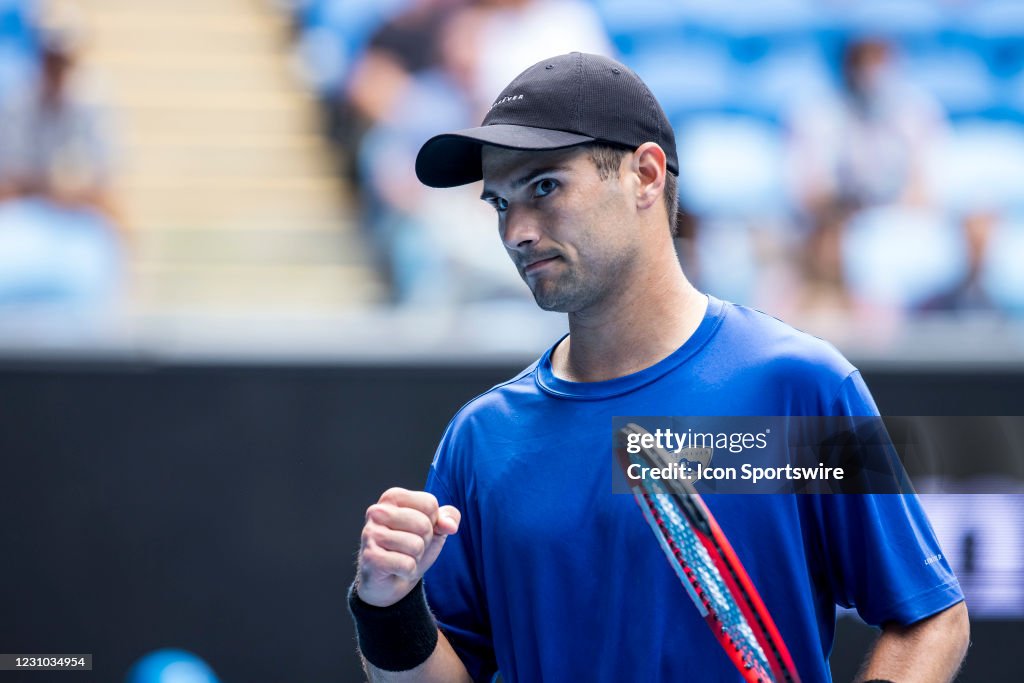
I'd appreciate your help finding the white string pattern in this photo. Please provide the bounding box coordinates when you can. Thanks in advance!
[645,477,772,678]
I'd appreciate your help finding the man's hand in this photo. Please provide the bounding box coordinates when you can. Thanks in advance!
[357,487,461,608]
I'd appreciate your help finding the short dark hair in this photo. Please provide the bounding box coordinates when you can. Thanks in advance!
[586,144,680,236]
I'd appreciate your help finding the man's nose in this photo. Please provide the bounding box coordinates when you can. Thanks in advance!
[501,205,540,251]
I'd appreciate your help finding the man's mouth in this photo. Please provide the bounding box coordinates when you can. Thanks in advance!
[523,256,561,274]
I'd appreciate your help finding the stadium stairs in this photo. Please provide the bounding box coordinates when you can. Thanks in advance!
[81,0,383,314]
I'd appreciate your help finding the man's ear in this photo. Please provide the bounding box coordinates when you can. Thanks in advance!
[631,142,667,212]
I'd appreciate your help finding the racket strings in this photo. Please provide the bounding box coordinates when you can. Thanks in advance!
[642,485,773,680]
[712,541,796,683]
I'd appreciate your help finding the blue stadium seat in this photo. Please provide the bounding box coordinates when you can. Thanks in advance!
[675,115,787,217]
[982,215,1024,313]
[902,48,999,118]
[592,0,690,33]
[592,0,692,57]
[1008,72,1024,118]
[693,218,759,306]
[927,121,1024,213]
[737,43,833,120]
[959,0,1024,78]
[628,44,735,120]
[0,43,34,103]
[713,0,820,34]
[708,0,824,63]
[830,0,949,38]
[0,199,120,308]
[294,0,410,94]
[0,0,38,103]
[842,207,967,309]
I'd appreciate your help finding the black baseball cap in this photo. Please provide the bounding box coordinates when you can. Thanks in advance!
[415,52,678,188]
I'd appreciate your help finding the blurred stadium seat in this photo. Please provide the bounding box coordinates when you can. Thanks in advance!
[842,207,968,309]
[737,43,833,120]
[592,0,692,55]
[693,217,759,306]
[903,48,998,119]
[676,115,787,217]
[0,199,120,308]
[983,215,1024,313]
[708,0,822,65]
[292,0,409,93]
[960,0,1024,79]
[0,0,38,102]
[927,121,1024,213]
[628,43,735,120]
[833,0,947,39]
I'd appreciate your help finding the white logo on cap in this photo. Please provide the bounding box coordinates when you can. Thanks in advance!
[490,94,524,110]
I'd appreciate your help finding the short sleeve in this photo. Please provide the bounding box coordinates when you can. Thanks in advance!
[423,433,498,682]
[814,371,965,626]
[811,489,964,626]
[829,370,879,417]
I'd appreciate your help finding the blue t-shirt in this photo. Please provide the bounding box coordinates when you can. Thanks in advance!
[424,295,963,682]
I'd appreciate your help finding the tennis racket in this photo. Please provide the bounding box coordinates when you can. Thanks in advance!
[616,423,800,683]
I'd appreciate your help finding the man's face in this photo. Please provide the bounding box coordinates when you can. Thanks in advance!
[480,146,639,312]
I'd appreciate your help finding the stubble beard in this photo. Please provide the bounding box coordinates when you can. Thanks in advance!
[531,273,584,312]
[528,235,642,312]
[527,262,612,313]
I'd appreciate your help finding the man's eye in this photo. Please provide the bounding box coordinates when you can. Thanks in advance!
[494,197,509,212]
[535,179,558,197]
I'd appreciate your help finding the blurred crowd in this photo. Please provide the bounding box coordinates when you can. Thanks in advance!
[287,0,1024,319]
[0,0,121,314]
[2,0,1023,322]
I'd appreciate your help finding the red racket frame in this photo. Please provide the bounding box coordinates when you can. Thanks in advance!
[619,423,801,683]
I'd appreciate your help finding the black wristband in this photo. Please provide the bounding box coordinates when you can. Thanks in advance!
[348,579,439,672]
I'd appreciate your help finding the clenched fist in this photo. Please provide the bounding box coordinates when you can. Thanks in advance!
[356,487,461,608]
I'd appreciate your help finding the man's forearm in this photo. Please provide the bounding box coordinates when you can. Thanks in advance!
[857,601,969,683]
[363,629,472,683]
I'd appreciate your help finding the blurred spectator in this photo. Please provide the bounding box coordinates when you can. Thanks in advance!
[346,0,465,127]
[785,37,952,318]
[787,36,949,216]
[0,14,123,311]
[797,201,856,314]
[0,23,118,222]
[350,2,477,303]
[329,0,463,178]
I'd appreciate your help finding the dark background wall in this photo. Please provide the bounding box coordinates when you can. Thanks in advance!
[0,360,1020,682]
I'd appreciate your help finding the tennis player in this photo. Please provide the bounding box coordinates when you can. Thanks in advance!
[349,53,969,682]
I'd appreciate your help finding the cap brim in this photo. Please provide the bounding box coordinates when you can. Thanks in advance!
[415,124,595,188]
